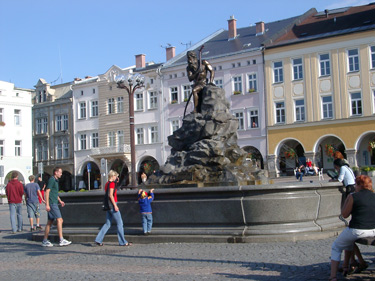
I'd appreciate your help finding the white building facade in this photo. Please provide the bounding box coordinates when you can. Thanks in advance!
[0,81,33,184]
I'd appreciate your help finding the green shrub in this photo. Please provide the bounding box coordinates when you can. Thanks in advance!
[361,166,370,172]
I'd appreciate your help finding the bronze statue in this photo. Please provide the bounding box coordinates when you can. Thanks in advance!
[184,46,215,117]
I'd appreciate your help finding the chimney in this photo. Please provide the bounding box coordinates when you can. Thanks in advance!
[228,15,237,39]
[135,54,146,68]
[256,21,265,34]
[166,46,175,61]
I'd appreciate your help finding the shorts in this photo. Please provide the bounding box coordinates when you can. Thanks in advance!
[26,202,40,219]
[47,203,62,221]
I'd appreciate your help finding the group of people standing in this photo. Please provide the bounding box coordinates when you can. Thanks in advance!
[5,168,72,247]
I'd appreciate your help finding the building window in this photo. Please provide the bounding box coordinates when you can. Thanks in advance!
[92,132,99,148]
[273,61,283,83]
[63,115,68,130]
[14,109,21,125]
[43,143,48,160]
[233,76,242,94]
[275,102,285,124]
[350,92,362,116]
[171,119,179,132]
[108,131,115,147]
[108,98,115,114]
[0,140,4,156]
[56,115,62,131]
[150,78,154,84]
[183,85,191,101]
[80,134,87,150]
[37,143,42,161]
[149,91,158,109]
[15,140,21,156]
[322,96,333,119]
[0,108,3,122]
[79,102,87,119]
[135,93,143,111]
[56,115,67,131]
[117,130,124,146]
[319,53,331,76]
[150,126,158,143]
[36,119,42,134]
[42,118,48,133]
[92,88,96,94]
[233,111,244,130]
[117,97,124,113]
[348,49,359,72]
[215,79,223,88]
[248,73,257,92]
[295,99,305,122]
[63,142,69,158]
[170,87,178,103]
[371,46,375,69]
[36,117,48,134]
[91,100,98,117]
[57,143,62,159]
[292,58,303,80]
[136,128,144,145]
[249,109,258,128]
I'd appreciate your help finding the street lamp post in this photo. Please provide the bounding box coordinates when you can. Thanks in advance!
[115,73,145,188]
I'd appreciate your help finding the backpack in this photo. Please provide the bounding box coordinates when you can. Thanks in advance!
[102,182,111,211]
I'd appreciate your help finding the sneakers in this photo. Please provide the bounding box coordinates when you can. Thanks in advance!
[59,239,72,247]
[30,227,36,232]
[36,225,43,230]
[42,240,53,247]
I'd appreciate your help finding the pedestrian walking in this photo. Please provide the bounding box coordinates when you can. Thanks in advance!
[95,170,132,246]
[5,171,24,233]
[138,188,154,235]
[41,167,71,247]
[24,175,45,231]
[37,175,46,204]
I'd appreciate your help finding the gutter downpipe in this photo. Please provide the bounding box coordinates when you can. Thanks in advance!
[261,45,270,174]
[157,65,166,163]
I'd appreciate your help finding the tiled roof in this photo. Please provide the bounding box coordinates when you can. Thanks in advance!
[269,3,375,47]
[167,15,301,67]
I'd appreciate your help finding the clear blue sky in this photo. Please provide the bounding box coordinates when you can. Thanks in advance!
[0,0,372,89]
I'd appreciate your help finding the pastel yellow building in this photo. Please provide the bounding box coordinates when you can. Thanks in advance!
[263,4,375,177]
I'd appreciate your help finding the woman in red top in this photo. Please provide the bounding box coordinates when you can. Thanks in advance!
[94,170,132,246]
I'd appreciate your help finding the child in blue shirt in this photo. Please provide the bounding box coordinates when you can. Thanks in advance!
[138,188,154,235]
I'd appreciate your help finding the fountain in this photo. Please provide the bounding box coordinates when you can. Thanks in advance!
[148,48,268,186]
[43,49,344,243]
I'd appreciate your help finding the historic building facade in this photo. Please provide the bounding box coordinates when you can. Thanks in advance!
[264,4,375,177]
[32,79,74,190]
[0,81,33,184]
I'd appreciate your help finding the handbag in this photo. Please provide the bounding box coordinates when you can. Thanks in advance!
[102,182,111,211]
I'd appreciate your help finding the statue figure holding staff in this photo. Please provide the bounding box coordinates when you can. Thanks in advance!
[184,46,215,117]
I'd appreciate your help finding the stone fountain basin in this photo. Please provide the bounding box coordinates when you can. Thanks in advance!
[58,181,344,242]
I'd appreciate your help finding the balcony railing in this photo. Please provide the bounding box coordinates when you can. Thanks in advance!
[91,144,131,155]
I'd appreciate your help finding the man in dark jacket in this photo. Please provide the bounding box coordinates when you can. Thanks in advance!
[5,171,25,233]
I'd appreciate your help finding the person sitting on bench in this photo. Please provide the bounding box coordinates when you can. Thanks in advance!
[329,175,375,281]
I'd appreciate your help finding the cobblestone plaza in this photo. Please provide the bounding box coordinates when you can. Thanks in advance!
[1,204,375,280]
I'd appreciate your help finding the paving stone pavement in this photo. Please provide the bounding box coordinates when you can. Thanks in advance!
[1,204,375,280]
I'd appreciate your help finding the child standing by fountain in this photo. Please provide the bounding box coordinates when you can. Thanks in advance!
[138,188,154,235]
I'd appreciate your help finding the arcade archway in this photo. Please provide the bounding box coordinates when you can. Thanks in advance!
[242,146,264,169]
[111,159,129,188]
[139,157,160,184]
[82,161,101,190]
[276,139,305,176]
